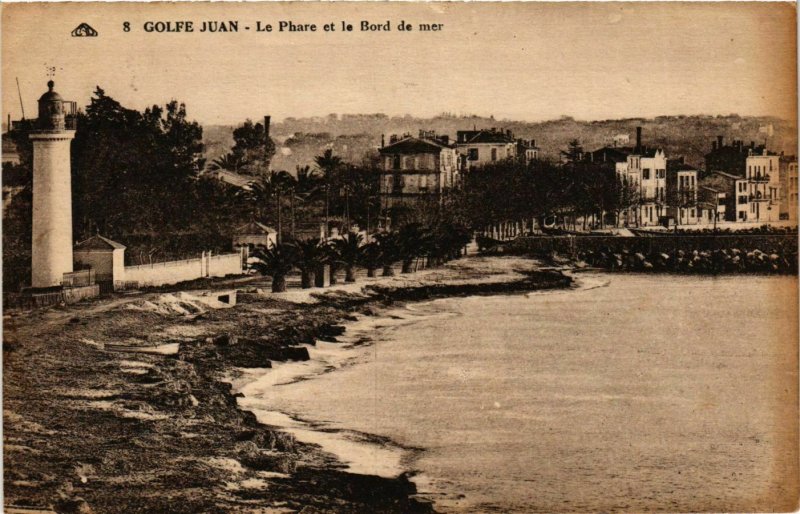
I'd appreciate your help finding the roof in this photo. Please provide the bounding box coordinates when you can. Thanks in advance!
[74,234,126,251]
[207,169,255,189]
[668,162,697,172]
[379,136,451,155]
[710,170,744,180]
[636,148,664,158]
[38,81,63,103]
[588,146,632,163]
[234,221,277,235]
[457,129,515,145]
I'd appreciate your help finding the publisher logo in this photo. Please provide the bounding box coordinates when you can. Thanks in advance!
[71,23,98,37]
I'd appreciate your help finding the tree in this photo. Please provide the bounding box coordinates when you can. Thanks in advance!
[314,149,343,235]
[250,243,297,292]
[397,223,431,273]
[293,238,325,288]
[332,231,364,282]
[230,119,275,174]
[359,240,383,278]
[208,154,244,173]
[374,231,401,276]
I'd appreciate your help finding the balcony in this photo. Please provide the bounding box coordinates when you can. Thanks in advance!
[749,193,770,202]
[750,173,770,183]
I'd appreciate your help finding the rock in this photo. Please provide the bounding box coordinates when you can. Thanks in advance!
[54,497,94,514]
[240,449,297,474]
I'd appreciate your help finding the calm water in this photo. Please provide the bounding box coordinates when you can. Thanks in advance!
[239,273,798,512]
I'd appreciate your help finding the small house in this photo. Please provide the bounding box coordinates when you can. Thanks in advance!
[73,235,126,289]
[232,221,277,250]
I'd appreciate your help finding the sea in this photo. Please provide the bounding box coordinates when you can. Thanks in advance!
[235,273,799,513]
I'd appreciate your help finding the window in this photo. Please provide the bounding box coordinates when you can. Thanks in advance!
[419,175,428,191]
[393,155,401,170]
[491,148,497,161]
[643,168,651,179]
[468,148,479,161]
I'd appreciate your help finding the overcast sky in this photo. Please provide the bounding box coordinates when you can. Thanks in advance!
[3,2,796,126]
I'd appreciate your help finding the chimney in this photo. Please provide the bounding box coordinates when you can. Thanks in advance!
[263,115,271,139]
[750,141,755,149]
[532,139,536,148]
[712,141,717,151]
[717,135,723,149]
[381,134,385,148]
[636,126,642,153]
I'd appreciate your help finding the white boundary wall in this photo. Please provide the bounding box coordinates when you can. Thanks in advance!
[121,251,243,288]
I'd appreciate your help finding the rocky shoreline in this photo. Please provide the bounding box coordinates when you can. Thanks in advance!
[3,256,570,514]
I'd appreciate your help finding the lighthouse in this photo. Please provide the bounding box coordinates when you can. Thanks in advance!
[30,81,77,288]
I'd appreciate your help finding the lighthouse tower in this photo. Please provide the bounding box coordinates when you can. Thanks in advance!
[30,81,76,288]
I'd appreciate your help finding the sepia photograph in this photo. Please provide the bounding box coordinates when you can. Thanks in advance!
[1,1,798,513]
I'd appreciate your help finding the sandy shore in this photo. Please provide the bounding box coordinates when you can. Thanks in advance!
[3,256,570,513]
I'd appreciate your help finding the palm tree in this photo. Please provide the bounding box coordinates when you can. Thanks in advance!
[374,231,401,276]
[208,153,243,173]
[314,149,343,238]
[295,165,322,199]
[332,231,364,283]
[271,170,297,241]
[322,239,343,285]
[250,243,297,293]
[359,240,383,278]
[236,175,272,221]
[294,238,325,289]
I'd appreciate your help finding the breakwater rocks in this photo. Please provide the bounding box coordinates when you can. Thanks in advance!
[575,247,797,274]
[503,233,798,274]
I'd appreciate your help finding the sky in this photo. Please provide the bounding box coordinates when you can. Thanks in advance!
[2,2,797,126]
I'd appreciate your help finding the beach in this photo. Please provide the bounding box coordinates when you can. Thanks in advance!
[3,255,569,513]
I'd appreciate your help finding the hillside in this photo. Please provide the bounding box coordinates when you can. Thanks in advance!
[203,114,797,174]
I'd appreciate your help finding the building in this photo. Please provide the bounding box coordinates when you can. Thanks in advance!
[378,131,459,217]
[232,221,278,249]
[586,145,636,226]
[30,81,78,289]
[612,134,630,147]
[74,235,127,290]
[701,171,749,222]
[666,159,700,225]
[455,128,538,169]
[744,149,781,222]
[779,156,798,221]
[704,135,766,177]
[626,127,667,226]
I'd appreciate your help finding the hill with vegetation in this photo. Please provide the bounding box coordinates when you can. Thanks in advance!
[204,113,797,173]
